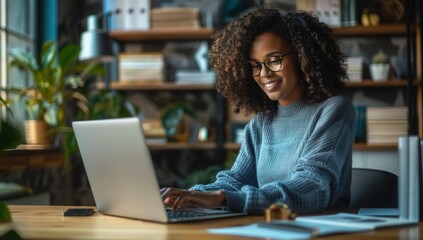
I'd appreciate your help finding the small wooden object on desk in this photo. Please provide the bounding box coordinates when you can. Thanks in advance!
[265,202,297,222]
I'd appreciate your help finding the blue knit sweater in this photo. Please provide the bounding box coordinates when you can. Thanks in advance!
[191,96,356,214]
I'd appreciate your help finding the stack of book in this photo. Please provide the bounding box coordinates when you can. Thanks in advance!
[175,70,216,84]
[366,106,408,144]
[346,57,363,82]
[151,7,200,29]
[296,0,341,27]
[119,53,164,83]
[141,119,167,144]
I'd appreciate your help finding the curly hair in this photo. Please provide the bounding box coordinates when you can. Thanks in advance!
[209,8,348,115]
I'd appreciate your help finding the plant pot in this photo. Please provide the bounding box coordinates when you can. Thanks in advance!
[370,63,390,82]
[24,120,54,145]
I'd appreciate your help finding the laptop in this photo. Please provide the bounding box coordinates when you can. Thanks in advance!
[72,117,246,223]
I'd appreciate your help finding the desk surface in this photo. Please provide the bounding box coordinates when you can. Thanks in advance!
[2,205,421,239]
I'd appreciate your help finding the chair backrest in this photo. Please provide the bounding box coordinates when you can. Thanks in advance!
[350,168,398,209]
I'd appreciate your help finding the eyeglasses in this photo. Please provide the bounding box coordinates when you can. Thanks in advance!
[247,51,295,77]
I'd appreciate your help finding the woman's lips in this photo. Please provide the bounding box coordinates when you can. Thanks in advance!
[263,79,281,91]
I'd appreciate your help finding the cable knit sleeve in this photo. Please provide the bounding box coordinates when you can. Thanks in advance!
[192,97,355,215]
[190,117,260,193]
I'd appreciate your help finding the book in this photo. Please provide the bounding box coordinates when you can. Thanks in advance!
[296,213,416,230]
[399,136,421,222]
[119,53,164,82]
[296,0,340,27]
[209,213,416,239]
[366,106,408,144]
[151,7,200,29]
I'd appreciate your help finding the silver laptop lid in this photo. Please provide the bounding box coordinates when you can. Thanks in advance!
[72,117,168,222]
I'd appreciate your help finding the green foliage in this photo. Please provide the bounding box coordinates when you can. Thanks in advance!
[0,229,22,240]
[86,89,138,120]
[0,201,11,223]
[161,102,196,138]
[7,40,101,126]
[0,192,21,239]
[182,165,222,188]
[0,121,22,151]
[4,40,104,171]
[182,157,236,188]
[0,97,22,150]
[372,50,389,64]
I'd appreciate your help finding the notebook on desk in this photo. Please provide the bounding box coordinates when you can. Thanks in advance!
[72,117,246,223]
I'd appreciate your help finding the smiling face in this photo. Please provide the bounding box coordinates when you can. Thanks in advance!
[249,32,303,106]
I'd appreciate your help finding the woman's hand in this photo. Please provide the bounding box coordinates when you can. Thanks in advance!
[160,187,226,211]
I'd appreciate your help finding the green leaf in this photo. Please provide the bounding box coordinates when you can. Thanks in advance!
[59,44,80,76]
[9,50,38,74]
[0,121,22,150]
[0,202,12,223]
[40,41,57,70]
[0,229,22,240]
[161,103,197,137]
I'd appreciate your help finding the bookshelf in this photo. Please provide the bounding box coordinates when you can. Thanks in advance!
[346,80,420,88]
[109,28,214,41]
[108,14,421,155]
[110,82,215,91]
[334,21,422,147]
[108,27,224,159]
[331,24,415,36]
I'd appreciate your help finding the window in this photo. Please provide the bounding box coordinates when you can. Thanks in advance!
[0,0,37,127]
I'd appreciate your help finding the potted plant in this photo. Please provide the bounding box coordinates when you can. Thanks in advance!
[1,40,105,172]
[161,102,197,142]
[369,50,390,82]
[4,41,100,145]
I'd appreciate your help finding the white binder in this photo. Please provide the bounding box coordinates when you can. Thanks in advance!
[103,0,123,30]
[122,0,150,30]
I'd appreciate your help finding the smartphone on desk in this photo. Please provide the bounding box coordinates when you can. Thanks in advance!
[62,208,94,216]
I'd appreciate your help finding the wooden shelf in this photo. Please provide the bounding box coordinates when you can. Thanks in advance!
[224,142,398,151]
[346,79,420,88]
[353,143,398,151]
[148,142,216,150]
[332,24,414,36]
[109,28,214,41]
[224,142,241,151]
[0,145,65,173]
[110,82,215,91]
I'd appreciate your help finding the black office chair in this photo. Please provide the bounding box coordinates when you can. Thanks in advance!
[350,168,398,209]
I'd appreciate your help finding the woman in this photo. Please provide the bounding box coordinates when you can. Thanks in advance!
[161,8,355,215]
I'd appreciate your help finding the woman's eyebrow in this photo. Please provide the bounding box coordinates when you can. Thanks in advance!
[249,51,289,60]
[265,51,287,57]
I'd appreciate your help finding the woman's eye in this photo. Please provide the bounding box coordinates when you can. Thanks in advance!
[267,58,280,65]
[249,62,260,68]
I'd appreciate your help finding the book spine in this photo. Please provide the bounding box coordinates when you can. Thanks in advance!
[420,139,423,221]
[398,136,409,220]
[408,136,420,222]
[348,0,357,26]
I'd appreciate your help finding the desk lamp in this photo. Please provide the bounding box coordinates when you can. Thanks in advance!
[79,15,114,63]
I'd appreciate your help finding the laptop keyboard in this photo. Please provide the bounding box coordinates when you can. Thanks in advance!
[166,208,233,221]
[167,210,207,220]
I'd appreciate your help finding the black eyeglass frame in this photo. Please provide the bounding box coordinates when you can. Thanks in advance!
[247,51,295,77]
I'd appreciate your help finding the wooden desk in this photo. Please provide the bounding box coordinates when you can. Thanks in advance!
[0,145,64,172]
[2,205,421,239]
